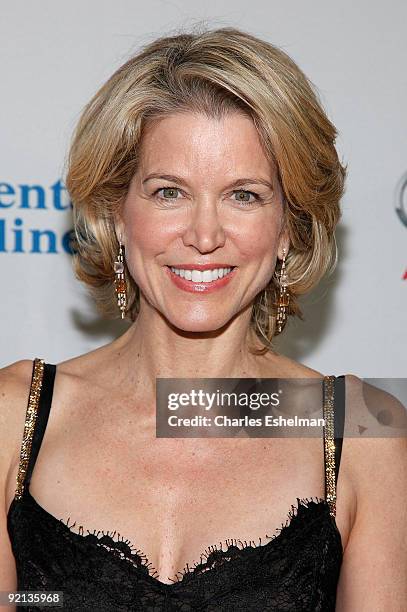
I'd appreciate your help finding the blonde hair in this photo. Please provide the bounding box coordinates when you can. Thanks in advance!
[65,25,346,354]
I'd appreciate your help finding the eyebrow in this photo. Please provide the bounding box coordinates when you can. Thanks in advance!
[142,173,274,190]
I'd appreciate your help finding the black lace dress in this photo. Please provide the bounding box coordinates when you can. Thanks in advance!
[7,359,345,611]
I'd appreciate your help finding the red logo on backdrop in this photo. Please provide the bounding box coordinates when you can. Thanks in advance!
[395,171,407,280]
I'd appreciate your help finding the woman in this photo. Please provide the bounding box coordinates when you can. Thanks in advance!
[1,26,406,611]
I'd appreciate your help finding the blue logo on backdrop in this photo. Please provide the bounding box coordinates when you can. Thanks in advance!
[0,179,75,254]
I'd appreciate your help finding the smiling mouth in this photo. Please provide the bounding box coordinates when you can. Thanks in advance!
[166,266,237,283]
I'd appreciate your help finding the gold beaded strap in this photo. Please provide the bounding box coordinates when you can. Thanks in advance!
[15,358,45,500]
[322,375,336,517]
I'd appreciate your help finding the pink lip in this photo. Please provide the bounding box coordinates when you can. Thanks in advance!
[165,266,237,293]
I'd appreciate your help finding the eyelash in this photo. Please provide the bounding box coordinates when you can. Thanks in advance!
[153,186,263,206]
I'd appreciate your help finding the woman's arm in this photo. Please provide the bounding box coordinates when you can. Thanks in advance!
[0,360,34,608]
[336,376,407,610]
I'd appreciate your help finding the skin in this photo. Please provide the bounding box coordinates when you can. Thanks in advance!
[0,112,406,610]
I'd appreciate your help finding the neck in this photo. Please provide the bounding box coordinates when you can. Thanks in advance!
[112,301,273,386]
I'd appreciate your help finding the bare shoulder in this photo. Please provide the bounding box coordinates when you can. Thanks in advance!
[0,359,35,468]
[34,342,127,419]
[339,373,406,540]
[342,373,407,440]
[54,340,120,384]
[0,358,34,394]
[261,350,325,378]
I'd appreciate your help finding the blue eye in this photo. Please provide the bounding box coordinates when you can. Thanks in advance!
[155,187,181,200]
[232,190,261,205]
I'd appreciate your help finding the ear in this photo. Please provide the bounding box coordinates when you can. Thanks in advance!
[113,213,125,245]
[277,228,290,260]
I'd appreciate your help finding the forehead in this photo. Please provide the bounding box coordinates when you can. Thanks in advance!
[138,111,276,181]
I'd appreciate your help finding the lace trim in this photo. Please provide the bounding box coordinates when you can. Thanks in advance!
[63,515,158,577]
[57,495,331,585]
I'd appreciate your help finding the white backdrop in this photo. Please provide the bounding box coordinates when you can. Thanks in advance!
[0,0,406,377]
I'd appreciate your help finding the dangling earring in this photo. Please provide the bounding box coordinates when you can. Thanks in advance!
[114,238,127,319]
[276,248,290,332]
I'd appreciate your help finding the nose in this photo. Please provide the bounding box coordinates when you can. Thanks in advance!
[181,197,226,253]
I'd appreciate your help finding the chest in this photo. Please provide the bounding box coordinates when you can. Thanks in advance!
[20,416,326,579]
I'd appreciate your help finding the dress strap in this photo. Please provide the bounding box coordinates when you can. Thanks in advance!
[334,375,345,487]
[322,375,346,517]
[15,358,56,500]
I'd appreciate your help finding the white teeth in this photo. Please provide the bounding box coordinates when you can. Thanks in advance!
[170,267,234,282]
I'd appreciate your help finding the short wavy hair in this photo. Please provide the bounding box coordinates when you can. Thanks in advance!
[65,25,346,354]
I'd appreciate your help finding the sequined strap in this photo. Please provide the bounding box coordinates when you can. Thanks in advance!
[15,358,46,500]
[322,375,336,517]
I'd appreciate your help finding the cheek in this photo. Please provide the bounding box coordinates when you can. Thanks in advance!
[123,207,175,255]
[232,217,279,263]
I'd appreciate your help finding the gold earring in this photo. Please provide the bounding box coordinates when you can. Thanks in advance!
[114,239,127,319]
[276,248,289,332]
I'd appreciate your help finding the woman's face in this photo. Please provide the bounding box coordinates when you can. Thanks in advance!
[117,111,289,332]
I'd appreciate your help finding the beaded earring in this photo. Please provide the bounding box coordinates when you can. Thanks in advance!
[276,248,290,332]
[114,239,127,319]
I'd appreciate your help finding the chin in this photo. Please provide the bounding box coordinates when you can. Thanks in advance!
[167,313,232,335]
